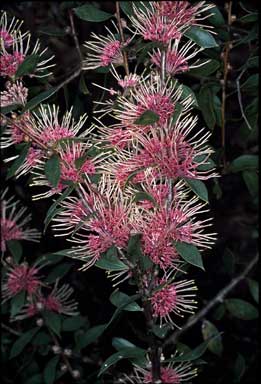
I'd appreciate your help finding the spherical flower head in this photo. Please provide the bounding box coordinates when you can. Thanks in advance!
[83,22,124,70]
[1,190,41,252]
[136,93,174,126]
[0,51,25,77]
[151,49,188,76]
[118,74,140,89]
[151,282,177,318]
[0,80,28,107]
[3,263,41,299]
[0,28,14,47]
[144,366,181,383]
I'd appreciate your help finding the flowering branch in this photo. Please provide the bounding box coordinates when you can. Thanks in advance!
[115,2,130,76]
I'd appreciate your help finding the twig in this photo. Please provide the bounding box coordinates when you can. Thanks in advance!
[115,2,130,76]
[55,66,82,93]
[68,10,83,64]
[1,322,22,336]
[221,1,232,167]
[236,69,253,131]
[163,253,258,347]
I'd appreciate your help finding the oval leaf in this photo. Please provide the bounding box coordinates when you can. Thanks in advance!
[225,298,258,320]
[43,312,61,337]
[74,4,113,22]
[184,178,209,202]
[134,110,159,125]
[247,279,259,303]
[175,241,205,270]
[44,154,61,187]
[43,356,59,384]
[110,290,142,312]
[6,143,30,179]
[98,347,146,377]
[202,320,223,356]
[95,246,128,271]
[184,26,218,48]
[9,328,39,359]
[229,155,258,172]
[15,54,40,78]
[76,324,107,351]
[22,87,58,113]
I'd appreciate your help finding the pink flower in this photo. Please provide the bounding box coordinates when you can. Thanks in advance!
[131,1,214,43]
[0,80,28,107]
[120,361,197,383]
[151,278,197,327]
[0,29,13,47]
[2,262,41,300]
[0,51,25,77]
[150,40,204,76]
[83,23,124,70]
[68,185,132,270]
[0,11,27,47]
[1,189,41,252]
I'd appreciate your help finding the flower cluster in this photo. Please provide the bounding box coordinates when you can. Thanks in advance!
[0,11,54,79]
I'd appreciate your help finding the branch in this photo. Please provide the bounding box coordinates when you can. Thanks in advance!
[236,69,253,131]
[115,2,130,76]
[68,10,83,64]
[163,253,258,347]
[1,322,22,336]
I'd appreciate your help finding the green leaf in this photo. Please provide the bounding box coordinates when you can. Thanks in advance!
[9,328,39,359]
[44,154,61,187]
[22,87,58,113]
[195,154,216,172]
[6,143,30,179]
[45,263,72,283]
[180,84,198,106]
[7,240,23,263]
[127,234,143,263]
[98,347,146,377]
[112,337,137,351]
[198,86,216,130]
[15,54,40,78]
[152,324,172,339]
[134,191,156,205]
[95,246,128,271]
[205,5,225,26]
[184,26,218,48]
[62,316,87,331]
[184,178,209,202]
[167,336,221,363]
[25,374,43,384]
[43,312,62,337]
[110,290,142,312]
[247,279,259,303]
[202,320,223,356]
[188,59,220,76]
[1,104,21,114]
[240,13,258,23]
[225,298,258,320]
[213,304,226,321]
[171,102,183,125]
[38,26,66,37]
[44,184,75,232]
[175,241,205,270]
[242,170,258,198]
[32,331,52,346]
[74,4,113,22]
[76,324,107,351]
[120,1,134,16]
[43,356,59,384]
[134,110,159,125]
[10,290,26,318]
[229,155,258,172]
[241,74,259,93]
[233,353,246,383]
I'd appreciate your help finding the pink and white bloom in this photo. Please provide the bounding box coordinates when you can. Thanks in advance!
[83,22,124,70]
[0,11,28,48]
[1,189,41,253]
[0,25,55,78]
[151,278,197,327]
[0,80,28,107]
[13,281,79,320]
[2,261,42,300]
[131,1,214,43]
[119,361,197,383]
[150,39,205,76]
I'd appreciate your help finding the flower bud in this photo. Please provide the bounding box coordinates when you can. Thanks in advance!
[52,345,61,354]
[60,364,68,372]
[64,348,72,357]
[72,370,81,379]
[36,302,44,311]
[36,318,44,327]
